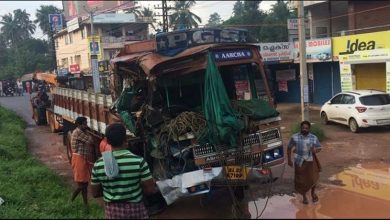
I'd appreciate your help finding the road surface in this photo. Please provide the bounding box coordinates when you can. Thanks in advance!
[2,94,390,218]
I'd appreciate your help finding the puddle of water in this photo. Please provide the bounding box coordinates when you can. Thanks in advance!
[248,161,390,219]
[248,195,297,219]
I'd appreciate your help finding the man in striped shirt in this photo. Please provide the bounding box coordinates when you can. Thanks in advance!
[91,123,157,219]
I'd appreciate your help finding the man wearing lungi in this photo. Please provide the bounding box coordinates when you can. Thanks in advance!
[70,116,95,212]
[91,123,158,219]
[287,121,322,204]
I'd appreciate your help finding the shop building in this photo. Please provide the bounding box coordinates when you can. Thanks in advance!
[333,30,390,93]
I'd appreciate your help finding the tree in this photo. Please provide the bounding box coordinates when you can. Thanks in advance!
[223,0,264,41]
[14,9,36,39]
[169,1,202,30]
[0,9,35,47]
[139,7,157,31]
[0,38,54,79]
[34,5,63,36]
[259,1,296,42]
[206,12,222,27]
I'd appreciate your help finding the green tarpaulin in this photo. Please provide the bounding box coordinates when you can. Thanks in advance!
[232,99,279,120]
[200,52,244,147]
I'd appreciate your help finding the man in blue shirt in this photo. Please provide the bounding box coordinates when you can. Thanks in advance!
[287,121,322,204]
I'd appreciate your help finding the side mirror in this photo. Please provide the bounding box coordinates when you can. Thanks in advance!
[327,101,332,105]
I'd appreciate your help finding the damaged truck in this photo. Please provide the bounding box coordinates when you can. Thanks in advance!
[52,28,285,215]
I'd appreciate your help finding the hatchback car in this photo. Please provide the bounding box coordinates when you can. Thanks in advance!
[320,90,390,132]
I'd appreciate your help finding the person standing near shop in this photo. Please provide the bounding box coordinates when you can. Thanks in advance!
[70,116,95,213]
[287,121,322,204]
[91,123,158,219]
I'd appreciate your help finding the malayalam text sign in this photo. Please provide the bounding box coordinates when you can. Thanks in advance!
[256,42,293,63]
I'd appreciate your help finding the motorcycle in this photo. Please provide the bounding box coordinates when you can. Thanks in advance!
[3,86,15,96]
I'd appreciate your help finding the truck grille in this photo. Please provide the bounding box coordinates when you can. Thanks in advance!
[260,128,280,144]
[242,133,261,146]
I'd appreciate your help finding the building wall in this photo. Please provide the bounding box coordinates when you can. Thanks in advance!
[307,1,348,38]
[55,26,90,72]
[350,1,390,35]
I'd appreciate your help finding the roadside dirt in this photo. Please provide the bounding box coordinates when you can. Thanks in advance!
[2,96,390,218]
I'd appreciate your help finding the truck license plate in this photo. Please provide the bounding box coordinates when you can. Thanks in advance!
[225,166,247,180]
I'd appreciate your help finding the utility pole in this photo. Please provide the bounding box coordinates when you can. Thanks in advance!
[85,6,101,93]
[49,27,58,74]
[154,0,171,32]
[297,1,309,121]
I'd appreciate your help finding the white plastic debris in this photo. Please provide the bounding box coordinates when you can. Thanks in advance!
[0,197,4,205]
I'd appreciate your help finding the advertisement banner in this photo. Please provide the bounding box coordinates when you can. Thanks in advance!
[339,49,390,64]
[293,38,332,63]
[339,64,353,92]
[69,64,80,73]
[256,42,293,63]
[332,30,390,60]
[88,36,103,58]
[93,13,136,24]
[387,62,390,94]
[66,17,80,32]
[278,80,288,92]
[275,69,296,81]
[287,18,310,30]
[234,80,251,100]
[49,14,63,32]
[98,60,109,73]
[63,1,135,21]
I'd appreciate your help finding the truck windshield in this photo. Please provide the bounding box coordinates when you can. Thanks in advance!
[156,63,270,112]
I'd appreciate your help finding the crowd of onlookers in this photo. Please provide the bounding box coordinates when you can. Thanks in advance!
[0,79,50,97]
[0,79,24,96]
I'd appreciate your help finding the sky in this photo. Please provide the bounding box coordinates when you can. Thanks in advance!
[0,1,275,39]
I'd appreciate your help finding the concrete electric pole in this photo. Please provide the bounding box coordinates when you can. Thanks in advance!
[85,6,101,93]
[297,1,310,121]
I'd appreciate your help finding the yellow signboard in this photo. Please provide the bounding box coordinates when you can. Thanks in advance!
[88,36,103,60]
[339,49,390,64]
[333,30,390,60]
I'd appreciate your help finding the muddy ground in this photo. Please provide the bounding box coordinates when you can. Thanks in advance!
[1,95,390,218]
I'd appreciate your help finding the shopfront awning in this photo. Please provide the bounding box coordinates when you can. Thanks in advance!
[110,52,151,65]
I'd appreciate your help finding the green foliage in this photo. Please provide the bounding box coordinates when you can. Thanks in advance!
[223,0,296,42]
[169,1,202,30]
[206,13,222,27]
[0,107,104,219]
[290,122,326,142]
[34,5,63,36]
[0,9,36,47]
[260,1,296,42]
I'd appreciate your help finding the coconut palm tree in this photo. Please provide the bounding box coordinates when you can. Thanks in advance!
[35,5,63,36]
[0,13,21,46]
[13,9,36,39]
[0,9,35,47]
[139,7,157,31]
[169,0,202,30]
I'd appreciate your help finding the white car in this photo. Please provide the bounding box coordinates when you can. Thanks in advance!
[320,90,390,133]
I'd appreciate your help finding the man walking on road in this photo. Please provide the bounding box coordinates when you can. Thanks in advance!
[91,123,158,219]
[70,116,95,212]
[287,121,322,204]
